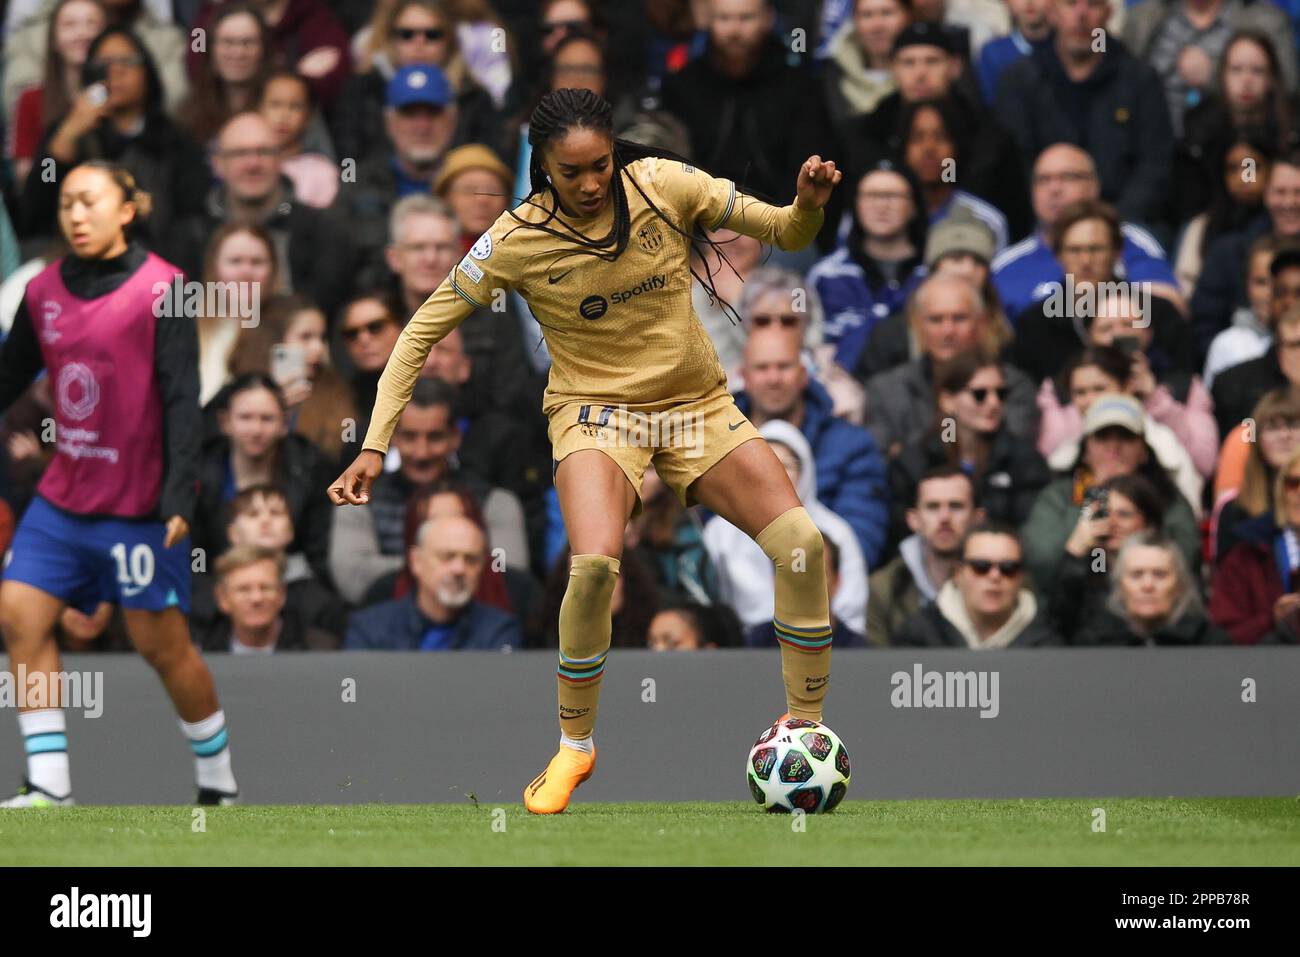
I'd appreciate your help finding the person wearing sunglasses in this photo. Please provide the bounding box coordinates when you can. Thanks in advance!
[1210,444,1300,644]
[1076,532,1227,646]
[334,0,504,167]
[888,349,1050,552]
[1022,392,1202,596]
[896,520,1059,647]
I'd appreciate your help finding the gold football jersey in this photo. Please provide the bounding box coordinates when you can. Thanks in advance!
[362,156,823,454]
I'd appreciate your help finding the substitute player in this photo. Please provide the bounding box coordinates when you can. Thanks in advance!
[329,88,840,814]
[0,162,239,806]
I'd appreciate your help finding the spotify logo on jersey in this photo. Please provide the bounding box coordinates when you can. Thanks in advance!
[579,295,609,320]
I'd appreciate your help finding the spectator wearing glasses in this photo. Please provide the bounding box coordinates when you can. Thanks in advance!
[17,27,207,246]
[1209,445,1300,643]
[854,204,1006,379]
[864,273,1036,457]
[733,324,890,567]
[1076,532,1228,645]
[809,161,927,374]
[178,2,273,149]
[335,0,505,166]
[1010,199,1192,386]
[168,111,355,320]
[1213,388,1300,560]
[895,521,1059,647]
[370,194,463,315]
[202,544,341,653]
[4,0,189,123]
[190,0,352,110]
[995,0,1175,230]
[991,143,1178,320]
[888,350,1050,549]
[338,290,403,456]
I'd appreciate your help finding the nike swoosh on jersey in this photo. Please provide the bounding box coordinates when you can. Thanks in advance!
[728,420,743,431]
[548,268,575,284]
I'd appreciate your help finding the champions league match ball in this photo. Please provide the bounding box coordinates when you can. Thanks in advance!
[746,717,851,813]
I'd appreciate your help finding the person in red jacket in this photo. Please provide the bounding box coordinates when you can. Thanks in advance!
[1211,445,1300,643]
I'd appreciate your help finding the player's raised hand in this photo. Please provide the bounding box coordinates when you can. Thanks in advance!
[795,155,842,211]
[163,516,189,548]
[328,450,384,505]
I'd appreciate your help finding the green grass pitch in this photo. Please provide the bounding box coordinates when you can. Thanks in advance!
[1,798,1297,865]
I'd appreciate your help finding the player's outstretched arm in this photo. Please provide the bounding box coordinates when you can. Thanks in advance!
[328,449,384,506]
[794,155,843,212]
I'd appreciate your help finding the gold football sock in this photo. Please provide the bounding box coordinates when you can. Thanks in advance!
[555,553,620,741]
[755,506,832,722]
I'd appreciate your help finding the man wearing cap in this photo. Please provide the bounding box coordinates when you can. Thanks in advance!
[994,0,1174,231]
[1021,392,1201,594]
[434,144,514,255]
[846,21,1030,240]
[340,65,464,276]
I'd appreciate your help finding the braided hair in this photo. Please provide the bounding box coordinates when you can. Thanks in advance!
[514,87,743,322]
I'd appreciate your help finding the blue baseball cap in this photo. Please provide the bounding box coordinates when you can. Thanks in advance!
[387,65,452,109]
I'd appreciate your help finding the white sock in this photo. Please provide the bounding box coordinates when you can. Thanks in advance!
[559,732,594,754]
[19,709,71,798]
[180,711,238,793]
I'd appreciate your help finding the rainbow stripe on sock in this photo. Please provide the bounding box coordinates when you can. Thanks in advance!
[557,649,607,683]
[773,618,833,650]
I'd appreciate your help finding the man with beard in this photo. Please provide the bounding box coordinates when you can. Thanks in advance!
[346,65,464,275]
[344,514,521,650]
[328,378,529,604]
[867,466,980,646]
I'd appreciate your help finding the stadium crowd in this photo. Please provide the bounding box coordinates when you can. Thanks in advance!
[2,0,1300,651]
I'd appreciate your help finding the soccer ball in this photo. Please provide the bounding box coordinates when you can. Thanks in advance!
[746,717,851,813]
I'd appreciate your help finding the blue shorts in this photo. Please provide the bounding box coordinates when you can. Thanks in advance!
[2,496,191,614]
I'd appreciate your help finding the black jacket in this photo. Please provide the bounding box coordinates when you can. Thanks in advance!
[1011,293,1193,386]
[193,432,337,586]
[995,35,1174,228]
[18,113,208,249]
[895,600,1061,647]
[846,88,1031,240]
[1072,607,1230,645]
[1210,346,1289,441]
[0,241,201,525]
[888,426,1051,551]
[661,35,833,220]
[167,181,356,321]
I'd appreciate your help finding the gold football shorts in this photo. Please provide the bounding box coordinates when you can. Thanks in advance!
[549,386,763,516]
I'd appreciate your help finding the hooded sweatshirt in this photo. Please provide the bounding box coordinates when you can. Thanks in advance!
[702,420,867,632]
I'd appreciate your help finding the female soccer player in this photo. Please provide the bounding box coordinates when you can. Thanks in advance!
[329,88,842,814]
[0,161,239,806]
